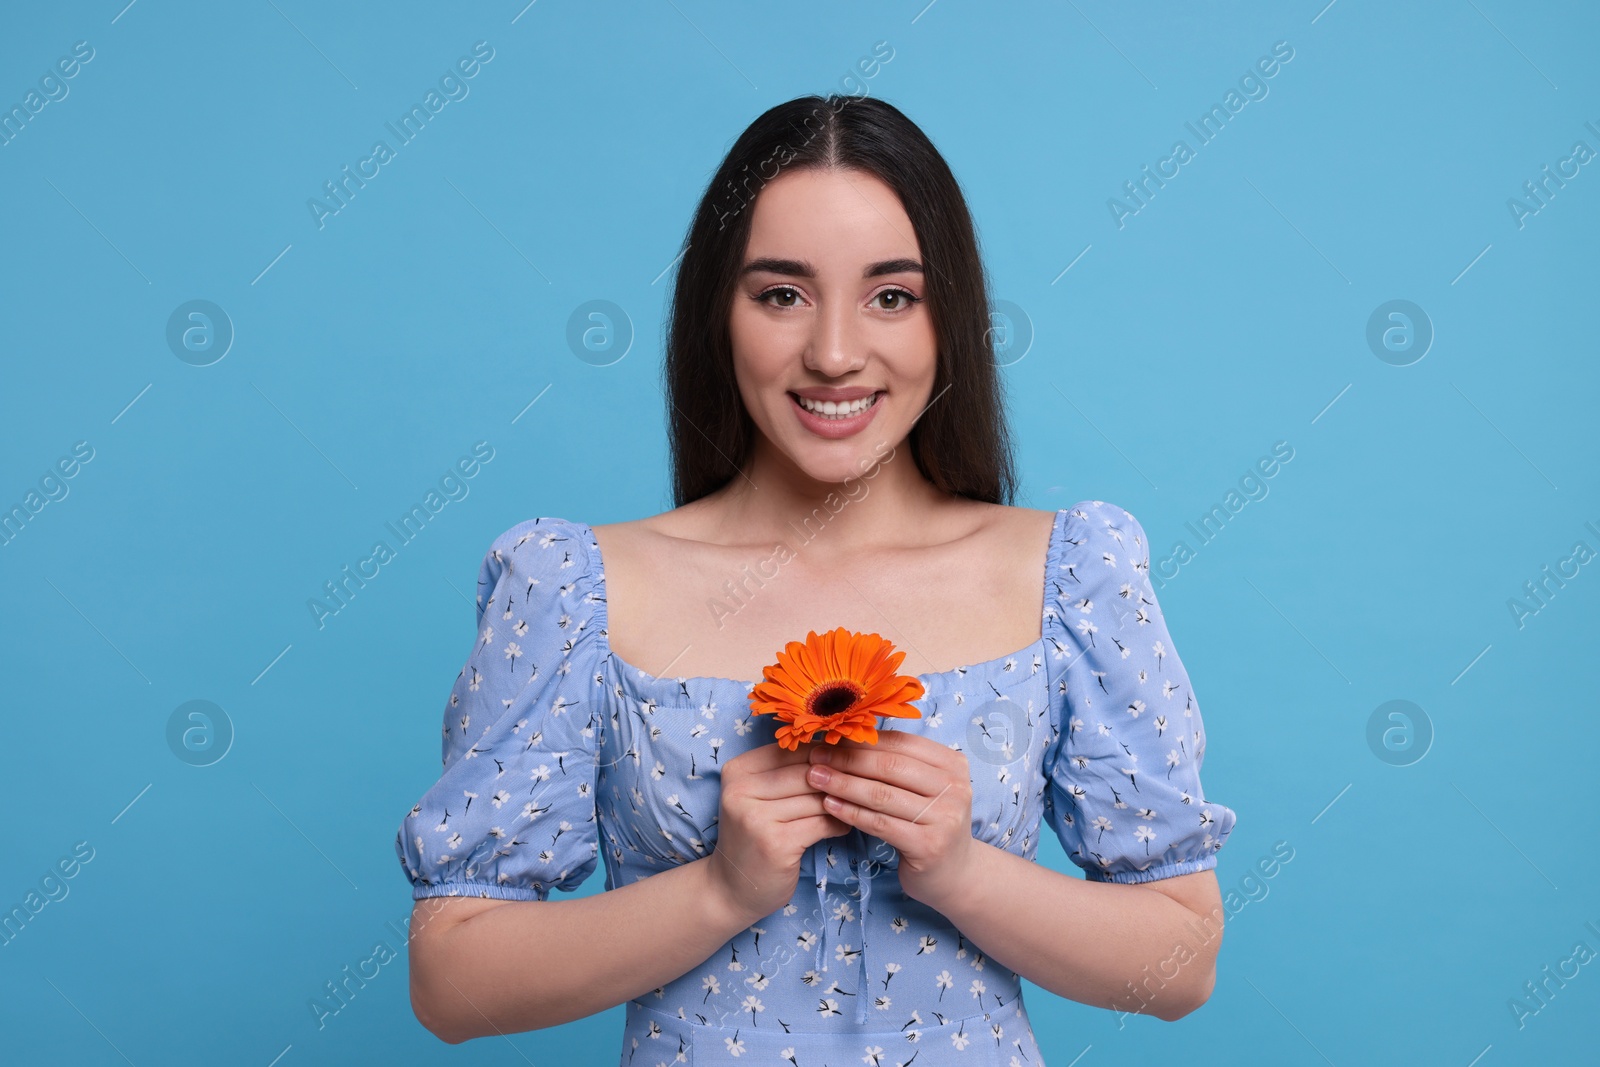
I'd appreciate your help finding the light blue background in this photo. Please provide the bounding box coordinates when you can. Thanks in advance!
[2,2,1596,1064]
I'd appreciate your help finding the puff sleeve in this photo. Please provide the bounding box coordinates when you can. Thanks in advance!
[394,518,604,901]
[1041,501,1237,884]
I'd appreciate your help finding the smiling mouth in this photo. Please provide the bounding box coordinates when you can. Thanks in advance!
[788,391,883,419]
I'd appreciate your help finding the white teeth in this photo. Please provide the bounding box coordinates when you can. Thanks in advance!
[796,392,878,417]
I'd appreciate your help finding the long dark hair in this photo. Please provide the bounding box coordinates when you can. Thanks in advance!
[663,93,1018,508]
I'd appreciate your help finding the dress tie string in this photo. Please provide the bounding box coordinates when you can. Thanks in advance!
[809,837,874,1026]
[812,840,828,974]
[853,858,873,1025]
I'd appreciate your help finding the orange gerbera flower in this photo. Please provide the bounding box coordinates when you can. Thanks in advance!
[749,627,925,750]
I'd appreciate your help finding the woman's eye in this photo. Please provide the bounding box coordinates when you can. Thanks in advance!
[874,288,920,311]
[759,286,801,308]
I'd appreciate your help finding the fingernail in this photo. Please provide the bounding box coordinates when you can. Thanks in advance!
[811,748,833,764]
[808,765,830,784]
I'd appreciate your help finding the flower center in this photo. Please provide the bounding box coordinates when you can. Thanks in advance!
[808,680,864,718]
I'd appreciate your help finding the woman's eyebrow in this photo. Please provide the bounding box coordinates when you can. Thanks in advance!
[740,256,924,279]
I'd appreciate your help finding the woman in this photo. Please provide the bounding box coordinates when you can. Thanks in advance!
[396,94,1237,1064]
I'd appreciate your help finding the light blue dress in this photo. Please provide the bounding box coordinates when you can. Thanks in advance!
[396,501,1238,1065]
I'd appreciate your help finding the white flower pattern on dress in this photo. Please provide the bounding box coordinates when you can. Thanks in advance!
[396,501,1238,1064]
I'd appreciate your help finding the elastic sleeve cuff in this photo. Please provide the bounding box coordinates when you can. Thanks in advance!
[1087,852,1218,885]
[412,882,552,903]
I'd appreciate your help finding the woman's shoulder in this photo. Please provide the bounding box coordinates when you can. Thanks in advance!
[474,517,597,603]
[470,515,607,662]
[483,515,590,558]
[1057,499,1146,539]
[1051,499,1154,585]
[970,501,1146,555]
[586,512,681,574]
[982,502,1060,524]
[587,501,739,579]
[590,497,720,540]
[962,503,1061,562]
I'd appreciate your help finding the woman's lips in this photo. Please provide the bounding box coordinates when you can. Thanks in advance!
[788,390,883,439]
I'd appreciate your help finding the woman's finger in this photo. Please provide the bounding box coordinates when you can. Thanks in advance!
[806,760,957,825]
[808,738,949,799]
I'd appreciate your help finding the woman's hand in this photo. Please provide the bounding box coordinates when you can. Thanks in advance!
[705,740,852,925]
[803,730,978,909]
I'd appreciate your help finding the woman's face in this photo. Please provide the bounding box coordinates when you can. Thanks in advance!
[728,166,936,485]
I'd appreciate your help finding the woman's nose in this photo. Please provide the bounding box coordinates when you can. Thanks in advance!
[804,299,865,375]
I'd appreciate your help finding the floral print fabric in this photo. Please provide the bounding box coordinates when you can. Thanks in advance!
[395,501,1238,1065]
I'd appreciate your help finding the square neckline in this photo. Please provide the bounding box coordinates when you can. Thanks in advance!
[579,508,1068,694]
